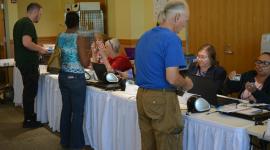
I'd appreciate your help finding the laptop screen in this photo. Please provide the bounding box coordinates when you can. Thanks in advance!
[92,63,107,82]
[188,75,219,106]
[216,94,241,106]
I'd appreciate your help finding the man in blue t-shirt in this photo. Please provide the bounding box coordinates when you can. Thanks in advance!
[135,1,193,150]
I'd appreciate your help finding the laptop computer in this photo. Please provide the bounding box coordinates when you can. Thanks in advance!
[216,94,241,106]
[188,74,219,106]
[86,63,121,90]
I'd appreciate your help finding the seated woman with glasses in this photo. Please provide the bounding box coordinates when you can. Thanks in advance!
[99,38,132,72]
[224,52,270,104]
[188,44,227,93]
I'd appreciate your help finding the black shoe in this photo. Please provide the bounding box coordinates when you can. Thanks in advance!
[31,113,37,122]
[61,144,69,150]
[23,120,43,128]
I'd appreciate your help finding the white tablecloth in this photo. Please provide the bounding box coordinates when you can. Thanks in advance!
[247,123,270,141]
[183,112,254,150]
[14,72,257,150]
[13,67,23,106]
[84,88,140,150]
[35,74,141,150]
[13,65,48,106]
[36,74,62,132]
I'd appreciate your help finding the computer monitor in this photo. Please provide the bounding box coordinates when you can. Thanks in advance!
[216,94,241,106]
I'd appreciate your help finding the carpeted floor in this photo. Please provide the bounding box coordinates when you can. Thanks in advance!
[0,101,92,150]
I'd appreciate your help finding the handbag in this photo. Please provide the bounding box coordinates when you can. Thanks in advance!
[47,34,61,74]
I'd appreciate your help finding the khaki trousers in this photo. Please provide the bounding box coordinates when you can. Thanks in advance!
[136,88,183,150]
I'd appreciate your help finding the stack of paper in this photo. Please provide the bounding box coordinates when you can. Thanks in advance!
[0,58,15,67]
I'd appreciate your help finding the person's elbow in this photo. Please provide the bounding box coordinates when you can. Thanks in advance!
[166,67,181,86]
[81,59,90,68]
[79,55,90,68]
[166,73,179,86]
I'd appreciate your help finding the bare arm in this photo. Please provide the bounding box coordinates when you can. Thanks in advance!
[77,36,91,67]
[91,42,99,63]
[22,35,47,54]
[166,67,193,90]
[99,49,114,72]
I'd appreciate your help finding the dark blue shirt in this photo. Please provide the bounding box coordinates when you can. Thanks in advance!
[135,26,186,89]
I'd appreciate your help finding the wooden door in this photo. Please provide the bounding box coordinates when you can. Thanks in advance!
[0,0,6,59]
[187,0,270,73]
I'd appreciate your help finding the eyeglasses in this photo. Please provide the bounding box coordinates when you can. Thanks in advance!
[196,55,208,60]
[255,60,270,66]
[108,40,114,50]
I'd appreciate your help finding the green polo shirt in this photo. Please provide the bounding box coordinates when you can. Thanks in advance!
[13,17,39,67]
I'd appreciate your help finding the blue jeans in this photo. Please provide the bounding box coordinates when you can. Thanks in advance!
[58,72,86,149]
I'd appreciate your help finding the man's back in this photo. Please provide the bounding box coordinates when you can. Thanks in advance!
[135,26,186,89]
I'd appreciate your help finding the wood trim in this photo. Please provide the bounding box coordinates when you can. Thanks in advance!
[119,39,186,47]
[10,37,185,47]
[119,39,138,46]
[118,39,187,56]
[37,36,57,44]
[10,36,57,44]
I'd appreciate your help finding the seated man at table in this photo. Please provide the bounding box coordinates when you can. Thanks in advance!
[223,52,270,104]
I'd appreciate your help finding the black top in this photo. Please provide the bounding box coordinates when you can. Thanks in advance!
[13,17,38,67]
[188,62,227,94]
[223,70,270,104]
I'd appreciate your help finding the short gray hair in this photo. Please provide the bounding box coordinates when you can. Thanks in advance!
[157,0,188,24]
[107,38,120,53]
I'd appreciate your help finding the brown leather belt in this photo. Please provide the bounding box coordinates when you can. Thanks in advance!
[139,87,177,93]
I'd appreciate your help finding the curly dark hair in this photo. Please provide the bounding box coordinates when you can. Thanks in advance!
[65,11,79,29]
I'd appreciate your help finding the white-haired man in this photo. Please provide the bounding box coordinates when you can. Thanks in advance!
[135,0,193,149]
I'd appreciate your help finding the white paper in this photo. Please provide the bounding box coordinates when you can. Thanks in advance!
[236,108,266,115]
[125,84,138,96]
[178,92,196,105]
[43,44,55,51]
[0,58,15,67]
[217,104,251,113]
[265,119,270,137]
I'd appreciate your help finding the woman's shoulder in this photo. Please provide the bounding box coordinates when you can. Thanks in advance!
[213,65,226,74]
[188,62,197,70]
[242,70,256,76]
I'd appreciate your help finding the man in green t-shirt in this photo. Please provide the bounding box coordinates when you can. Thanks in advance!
[13,2,47,128]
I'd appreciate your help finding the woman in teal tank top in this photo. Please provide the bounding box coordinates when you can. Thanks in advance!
[58,11,90,149]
